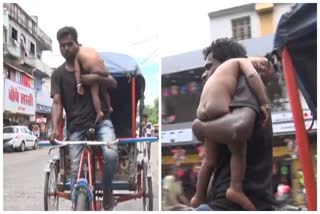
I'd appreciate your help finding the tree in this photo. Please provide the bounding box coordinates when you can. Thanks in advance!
[143,98,159,124]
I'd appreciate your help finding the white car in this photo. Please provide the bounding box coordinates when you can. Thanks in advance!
[3,126,39,152]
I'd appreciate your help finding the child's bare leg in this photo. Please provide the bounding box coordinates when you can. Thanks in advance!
[191,139,218,208]
[105,92,113,113]
[90,83,104,124]
[226,141,256,210]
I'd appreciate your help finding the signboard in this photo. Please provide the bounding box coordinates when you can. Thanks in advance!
[273,120,317,135]
[161,128,193,144]
[36,117,47,123]
[3,79,36,115]
[36,104,52,114]
[272,110,317,135]
[271,110,314,123]
[36,88,52,107]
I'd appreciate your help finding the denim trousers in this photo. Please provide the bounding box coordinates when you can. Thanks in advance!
[68,119,119,192]
[194,204,214,211]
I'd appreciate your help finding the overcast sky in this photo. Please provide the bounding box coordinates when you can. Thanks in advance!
[12,0,246,105]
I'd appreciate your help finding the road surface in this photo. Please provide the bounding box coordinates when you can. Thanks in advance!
[3,142,159,211]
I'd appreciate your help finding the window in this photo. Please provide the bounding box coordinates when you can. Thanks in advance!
[30,42,35,56]
[23,127,31,134]
[9,70,16,81]
[11,26,18,41]
[3,127,17,133]
[3,28,8,43]
[231,16,251,41]
[20,128,27,134]
[15,71,22,84]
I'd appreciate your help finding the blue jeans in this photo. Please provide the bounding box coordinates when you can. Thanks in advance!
[68,119,118,192]
[194,204,213,211]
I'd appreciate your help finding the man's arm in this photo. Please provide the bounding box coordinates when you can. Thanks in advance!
[80,73,117,89]
[193,107,256,145]
[49,94,63,143]
[74,56,81,85]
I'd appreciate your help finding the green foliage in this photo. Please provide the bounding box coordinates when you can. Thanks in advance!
[144,98,159,124]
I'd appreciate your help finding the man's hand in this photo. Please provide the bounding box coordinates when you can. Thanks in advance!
[77,85,85,95]
[49,129,59,145]
[80,74,100,86]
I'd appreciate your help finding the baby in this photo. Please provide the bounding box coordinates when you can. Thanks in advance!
[191,57,272,210]
[74,47,113,124]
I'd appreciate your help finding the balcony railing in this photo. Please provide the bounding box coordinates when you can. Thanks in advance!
[24,56,36,67]
[35,58,53,76]
[3,42,20,58]
[37,27,52,50]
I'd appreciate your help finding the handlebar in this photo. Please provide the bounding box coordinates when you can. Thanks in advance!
[52,136,158,146]
[53,139,119,146]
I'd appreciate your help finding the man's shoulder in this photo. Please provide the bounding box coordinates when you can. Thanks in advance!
[52,64,66,75]
[230,75,260,113]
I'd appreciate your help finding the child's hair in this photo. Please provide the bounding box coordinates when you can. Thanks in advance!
[265,52,281,73]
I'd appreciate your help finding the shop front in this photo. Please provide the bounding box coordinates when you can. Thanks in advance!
[35,87,52,140]
[272,110,317,207]
[3,78,36,127]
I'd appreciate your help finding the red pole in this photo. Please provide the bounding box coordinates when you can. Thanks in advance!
[131,77,136,137]
[282,47,317,210]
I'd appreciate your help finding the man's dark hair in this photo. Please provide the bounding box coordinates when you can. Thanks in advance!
[203,38,247,63]
[57,26,79,44]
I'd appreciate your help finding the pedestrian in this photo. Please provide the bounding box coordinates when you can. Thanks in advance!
[162,167,192,211]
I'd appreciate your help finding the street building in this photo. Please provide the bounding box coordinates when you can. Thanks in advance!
[3,3,53,139]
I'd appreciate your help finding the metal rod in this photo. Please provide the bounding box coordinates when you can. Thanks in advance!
[114,192,144,202]
[87,150,95,210]
[132,76,136,137]
[77,150,85,181]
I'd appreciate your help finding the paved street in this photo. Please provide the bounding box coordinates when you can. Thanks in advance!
[3,142,159,211]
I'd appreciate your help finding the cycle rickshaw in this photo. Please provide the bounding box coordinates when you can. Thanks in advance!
[273,3,317,210]
[43,52,158,211]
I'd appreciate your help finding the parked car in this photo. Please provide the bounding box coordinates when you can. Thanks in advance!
[3,125,39,152]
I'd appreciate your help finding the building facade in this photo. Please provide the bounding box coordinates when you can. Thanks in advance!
[3,3,53,139]
[208,3,295,41]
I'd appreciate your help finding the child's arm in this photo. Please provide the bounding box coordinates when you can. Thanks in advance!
[237,58,270,126]
[74,55,85,95]
[237,58,269,106]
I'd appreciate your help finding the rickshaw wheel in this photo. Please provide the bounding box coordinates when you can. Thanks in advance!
[142,160,153,211]
[75,188,90,211]
[44,162,59,211]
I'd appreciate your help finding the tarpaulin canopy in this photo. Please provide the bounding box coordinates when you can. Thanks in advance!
[100,52,145,137]
[273,3,317,119]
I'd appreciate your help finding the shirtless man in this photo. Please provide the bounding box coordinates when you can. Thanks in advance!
[74,47,113,124]
[191,56,273,210]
